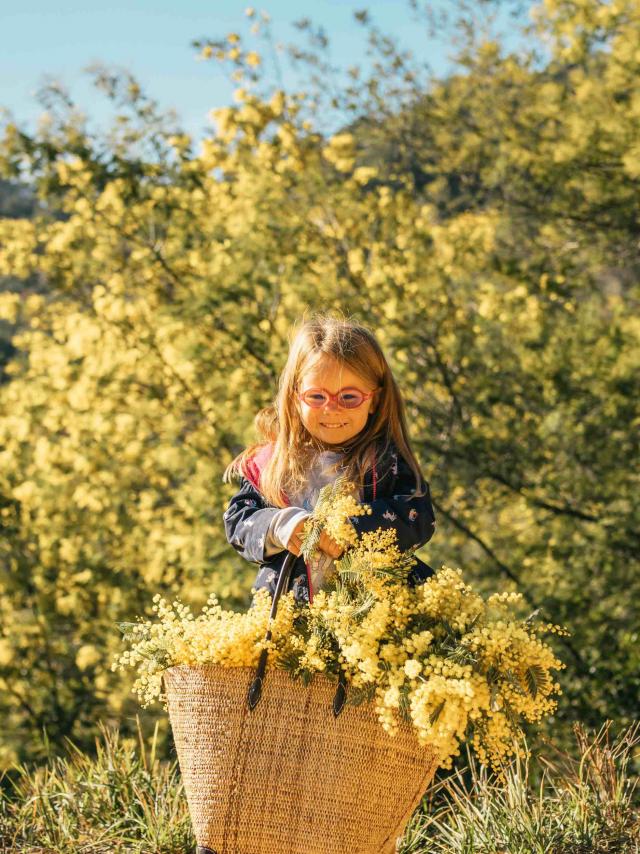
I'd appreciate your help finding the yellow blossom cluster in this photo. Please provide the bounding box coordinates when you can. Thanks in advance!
[296,554,563,771]
[111,588,297,709]
[1,0,639,770]
[321,491,371,548]
[114,481,564,773]
[300,476,372,556]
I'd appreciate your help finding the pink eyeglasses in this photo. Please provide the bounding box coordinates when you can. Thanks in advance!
[297,386,378,409]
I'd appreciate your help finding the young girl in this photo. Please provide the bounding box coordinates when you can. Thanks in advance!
[222,314,436,605]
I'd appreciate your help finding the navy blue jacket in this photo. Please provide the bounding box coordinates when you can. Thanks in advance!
[223,439,436,606]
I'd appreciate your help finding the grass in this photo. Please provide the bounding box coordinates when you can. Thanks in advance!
[0,718,638,853]
[0,717,194,853]
[400,722,640,854]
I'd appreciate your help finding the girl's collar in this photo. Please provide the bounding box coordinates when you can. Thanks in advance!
[304,431,366,455]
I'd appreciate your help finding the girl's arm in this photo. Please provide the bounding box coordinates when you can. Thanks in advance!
[223,477,308,563]
[348,451,436,553]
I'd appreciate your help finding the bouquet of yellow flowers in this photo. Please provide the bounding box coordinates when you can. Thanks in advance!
[112,475,564,773]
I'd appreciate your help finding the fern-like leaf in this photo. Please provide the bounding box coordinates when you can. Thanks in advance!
[274,647,305,675]
[398,685,412,722]
[347,683,377,707]
[523,663,548,699]
[430,700,445,725]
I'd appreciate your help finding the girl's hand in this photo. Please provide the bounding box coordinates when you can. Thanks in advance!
[287,519,308,557]
[318,531,344,560]
[287,521,344,560]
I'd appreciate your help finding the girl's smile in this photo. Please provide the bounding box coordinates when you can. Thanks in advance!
[296,356,377,445]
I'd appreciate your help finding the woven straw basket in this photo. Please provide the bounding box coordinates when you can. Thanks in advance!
[163,663,439,854]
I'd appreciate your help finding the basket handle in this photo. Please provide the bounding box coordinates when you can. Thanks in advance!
[332,667,347,717]
[247,550,350,716]
[247,550,297,710]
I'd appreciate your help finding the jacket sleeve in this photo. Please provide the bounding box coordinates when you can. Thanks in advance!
[223,477,287,564]
[348,450,436,553]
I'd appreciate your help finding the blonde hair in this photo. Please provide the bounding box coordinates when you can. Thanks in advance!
[223,311,426,508]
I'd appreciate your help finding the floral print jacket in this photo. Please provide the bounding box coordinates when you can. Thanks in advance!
[222,439,437,606]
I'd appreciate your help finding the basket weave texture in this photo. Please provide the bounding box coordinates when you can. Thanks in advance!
[163,664,439,854]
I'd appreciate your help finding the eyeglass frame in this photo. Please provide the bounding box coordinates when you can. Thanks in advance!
[296,385,379,410]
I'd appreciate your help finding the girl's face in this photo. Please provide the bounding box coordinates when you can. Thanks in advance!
[296,356,377,446]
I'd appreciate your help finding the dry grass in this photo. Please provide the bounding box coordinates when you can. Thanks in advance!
[1,718,638,853]
[0,717,193,853]
[401,722,640,854]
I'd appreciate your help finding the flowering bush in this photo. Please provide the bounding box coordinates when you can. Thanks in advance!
[112,476,564,772]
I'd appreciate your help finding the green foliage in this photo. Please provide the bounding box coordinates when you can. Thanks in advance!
[0,0,637,767]
[523,663,548,700]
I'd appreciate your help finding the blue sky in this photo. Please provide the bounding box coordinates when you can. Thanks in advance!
[0,1,530,140]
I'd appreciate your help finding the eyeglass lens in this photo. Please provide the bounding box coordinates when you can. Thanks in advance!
[302,388,365,408]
